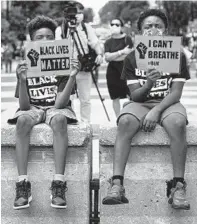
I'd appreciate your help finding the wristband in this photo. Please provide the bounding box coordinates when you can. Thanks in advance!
[118,50,122,56]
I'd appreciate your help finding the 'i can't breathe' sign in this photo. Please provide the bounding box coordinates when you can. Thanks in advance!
[25,39,71,77]
[134,35,182,73]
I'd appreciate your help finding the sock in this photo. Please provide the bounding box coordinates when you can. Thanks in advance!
[54,174,65,182]
[18,175,28,182]
[112,175,124,185]
[173,177,184,186]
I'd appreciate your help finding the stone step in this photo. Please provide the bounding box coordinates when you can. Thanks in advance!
[99,123,197,224]
[1,121,92,224]
[101,179,197,223]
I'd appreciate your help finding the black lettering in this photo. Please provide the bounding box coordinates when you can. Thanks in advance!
[149,40,152,47]
[153,40,157,48]
[157,40,162,48]
[40,47,45,55]
[162,51,166,59]
[162,41,167,48]
[148,51,153,58]
[171,52,176,59]
[154,51,158,58]
[169,41,173,48]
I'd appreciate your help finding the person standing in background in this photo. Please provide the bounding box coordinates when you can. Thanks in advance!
[3,43,14,73]
[56,1,103,123]
[104,18,133,117]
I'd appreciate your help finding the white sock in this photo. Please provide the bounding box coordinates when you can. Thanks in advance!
[54,174,65,182]
[18,175,28,182]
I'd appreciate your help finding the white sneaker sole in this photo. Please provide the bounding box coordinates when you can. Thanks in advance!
[13,195,32,210]
[50,195,67,209]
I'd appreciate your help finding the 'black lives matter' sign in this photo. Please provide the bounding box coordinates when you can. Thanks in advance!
[134,35,182,73]
[25,39,71,77]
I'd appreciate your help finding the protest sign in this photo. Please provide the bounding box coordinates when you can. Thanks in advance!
[25,39,71,77]
[134,35,182,73]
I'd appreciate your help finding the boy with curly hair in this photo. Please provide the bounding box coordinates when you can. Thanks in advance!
[8,15,80,210]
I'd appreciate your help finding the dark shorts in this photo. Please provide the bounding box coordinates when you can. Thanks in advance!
[7,106,78,126]
[117,100,188,126]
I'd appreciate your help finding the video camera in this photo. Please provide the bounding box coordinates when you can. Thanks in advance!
[63,2,78,27]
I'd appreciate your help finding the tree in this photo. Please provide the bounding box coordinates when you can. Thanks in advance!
[84,8,94,23]
[161,1,191,35]
[191,1,197,21]
[1,0,95,45]
[99,0,149,31]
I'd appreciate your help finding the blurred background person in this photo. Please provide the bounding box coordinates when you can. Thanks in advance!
[56,1,103,123]
[3,43,14,73]
[104,18,133,117]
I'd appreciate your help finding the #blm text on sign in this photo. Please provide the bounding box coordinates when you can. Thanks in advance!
[25,39,71,78]
[134,35,182,73]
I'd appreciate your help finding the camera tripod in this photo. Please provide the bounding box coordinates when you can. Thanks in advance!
[68,23,110,121]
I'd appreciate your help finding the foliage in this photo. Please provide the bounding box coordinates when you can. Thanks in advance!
[84,8,95,23]
[161,1,191,35]
[99,0,149,27]
[1,1,94,44]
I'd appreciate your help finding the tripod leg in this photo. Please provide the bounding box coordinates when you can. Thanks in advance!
[90,70,111,122]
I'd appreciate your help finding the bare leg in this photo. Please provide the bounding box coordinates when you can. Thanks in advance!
[15,115,34,175]
[112,98,121,118]
[113,114,140,177]
[50,115,68,174]
[162,114,187,177]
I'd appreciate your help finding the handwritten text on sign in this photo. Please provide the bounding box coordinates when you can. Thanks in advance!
[134,35,182,73]
[25,39,71,77]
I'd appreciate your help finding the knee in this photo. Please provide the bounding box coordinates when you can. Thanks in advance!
[16,116,33,135]
[50,115,67,132]
[118,114,139,132]
[163,114,186,139]
[164,114,186,131]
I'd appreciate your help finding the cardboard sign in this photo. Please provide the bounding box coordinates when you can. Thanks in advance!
[134,35,182,73]
[25,39,71,77]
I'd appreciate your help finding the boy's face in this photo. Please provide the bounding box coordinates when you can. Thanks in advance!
[32,28,55,41]
[141,16,166,36]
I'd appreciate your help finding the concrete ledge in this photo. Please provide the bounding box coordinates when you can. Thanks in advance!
[99,122,197,146]
[1,123,92,147]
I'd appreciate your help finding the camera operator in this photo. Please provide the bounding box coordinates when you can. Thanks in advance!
[56,1,103,123]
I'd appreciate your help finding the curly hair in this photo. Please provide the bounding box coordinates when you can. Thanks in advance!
[27,15,58,40]
[137,9,168,31]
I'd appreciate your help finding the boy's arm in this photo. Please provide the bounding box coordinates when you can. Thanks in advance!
[129,69,162,102]
[55,76,76,109]
[54,59,80,109]
[153,81,184,113]
[152,52,190,113]
[16,61,31,110]
[141,81,185,132]
[18,79,31,110]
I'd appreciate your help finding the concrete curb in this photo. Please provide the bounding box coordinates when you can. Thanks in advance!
[1,123,92,147]
[99,122,197,146]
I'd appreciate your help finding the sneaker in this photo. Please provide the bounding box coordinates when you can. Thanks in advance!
[102,178,129,205]
[13,180,32,210]
[50,180,67,208]
[167,180,190,210]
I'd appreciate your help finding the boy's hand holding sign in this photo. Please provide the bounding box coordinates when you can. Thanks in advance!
[25,39,71,77]
[135,35,182,73]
